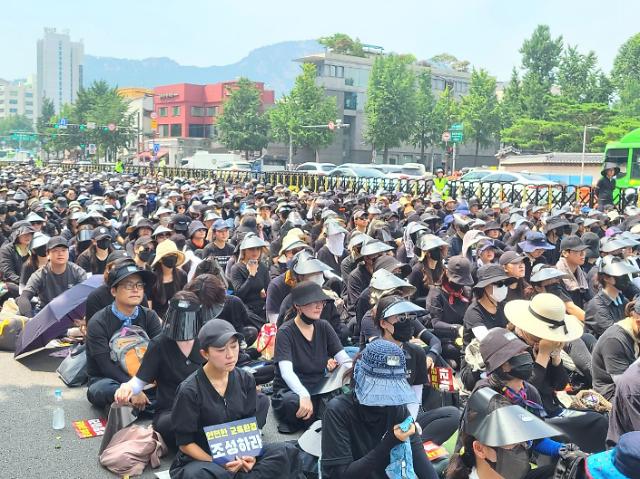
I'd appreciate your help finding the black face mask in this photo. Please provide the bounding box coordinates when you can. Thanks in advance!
[429,248,442,262]
[162,256,178,268]
[486,444,530,479]
[449,282,464,291]
[433,203,442,210]
[391,318,413,342]
[508,353,534,381]
[96,238,111,250]
[138,249,153,263]
[77,240,91,254]
[299,312,316,326]
[33,245,47,258]
[615,275,631,291]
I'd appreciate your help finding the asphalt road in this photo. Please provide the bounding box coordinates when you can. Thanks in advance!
[0,350,297,479]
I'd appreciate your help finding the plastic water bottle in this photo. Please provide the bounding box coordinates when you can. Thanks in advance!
[52,389,65,430]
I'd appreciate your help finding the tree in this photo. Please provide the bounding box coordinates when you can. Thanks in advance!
[501,118,582,152]
[318,33,365,57]
[557,46,612,103]
[616,79,640,118]
[499,68,524,130]
[0,115,35,149]
[37,97,56,158]
[364,54,417,161]
[521,72,551,120]
[520,25,563,85]
[216,78,269,160]
[428,53,470,72]
[612,32,640,87]
[411,71,438,165]
[461,69,500,159]
[269,63,338,157]
[591,115,640,150]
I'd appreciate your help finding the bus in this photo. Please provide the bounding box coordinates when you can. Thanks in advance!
[603,128,640,189]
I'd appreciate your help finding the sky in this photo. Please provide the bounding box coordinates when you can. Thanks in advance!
[1,0,638,82]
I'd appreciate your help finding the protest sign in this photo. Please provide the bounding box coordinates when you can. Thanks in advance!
[204,417,262,465]
[72,418,107,438]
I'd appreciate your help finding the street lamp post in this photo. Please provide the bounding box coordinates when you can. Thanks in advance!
[581,125,598,185]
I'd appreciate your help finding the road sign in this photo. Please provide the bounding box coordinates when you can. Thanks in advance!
[328,121,335,131]
[58,118,68,129]
[441,131,451,142]
[450,123,463,131]
[108,123,116,132]
[88,144,97,154]
[86,122,96,130]
[153,143,160,154]
[150,112,158,120]
[451,132,464,143]
[151,119,158,130]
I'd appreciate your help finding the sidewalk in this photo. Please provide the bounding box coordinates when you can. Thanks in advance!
[0,350,292,479]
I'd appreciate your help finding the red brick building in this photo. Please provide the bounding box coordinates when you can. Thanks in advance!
[153,81,275,139]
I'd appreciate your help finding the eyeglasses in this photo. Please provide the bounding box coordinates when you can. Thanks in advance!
[121,282,145,291]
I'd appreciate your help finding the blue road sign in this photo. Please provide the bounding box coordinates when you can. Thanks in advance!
[59,118,67,126]
[153,143,160,154]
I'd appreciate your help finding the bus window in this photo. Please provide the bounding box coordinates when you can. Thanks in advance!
[632,149,640,180]
[605,148,629,175]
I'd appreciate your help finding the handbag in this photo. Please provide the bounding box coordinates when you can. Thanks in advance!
[57,343,88,387]
[256,323,277,360]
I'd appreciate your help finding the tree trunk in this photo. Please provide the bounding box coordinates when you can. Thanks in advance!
[475,139,480,164]
[420,137,426,166]
[245,150,249,161]
[383,144,389,163]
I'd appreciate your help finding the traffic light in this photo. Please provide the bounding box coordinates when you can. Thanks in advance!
[79,125,86,131]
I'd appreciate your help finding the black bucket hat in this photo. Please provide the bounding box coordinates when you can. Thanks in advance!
[291,281,332,306]
[475,264,517,289]
[446,256,474,286]
[479,327,529,373]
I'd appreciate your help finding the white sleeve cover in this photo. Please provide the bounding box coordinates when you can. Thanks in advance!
[279,360,310,398]
[125,376,148,396]
[409,385,423,419]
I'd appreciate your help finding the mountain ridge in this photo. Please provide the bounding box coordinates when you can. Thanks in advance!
[83,40,323,96]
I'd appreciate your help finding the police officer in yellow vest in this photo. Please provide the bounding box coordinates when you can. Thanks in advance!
[114,159,124,173]
[433,168,448,196]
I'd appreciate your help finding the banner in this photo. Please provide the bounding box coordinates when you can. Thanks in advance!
[428,366,456,392]
[72,418,107,438]
[204,417,262,465]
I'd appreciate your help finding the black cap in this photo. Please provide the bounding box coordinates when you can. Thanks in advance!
[107,263,155,289]
[47,236,68,250]
[291,281,332,306]
[498,251,524,266]
[93,226,112,240]
[198,318,243,349]
[560,235,588,252]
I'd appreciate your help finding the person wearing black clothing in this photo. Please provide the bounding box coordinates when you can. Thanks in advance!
[316,220,348,274]
[149,240,187,319]
[0,223,34,297]
[114,292,203,447]
[596,162,618,210]
[407,234,447,308]
[75,226,113,275]
[541,217,570,266]
[201,219,234,271]
[19,231,49,291]
[169,319,298,479]
[271,282,350,434]
[321,340,437,479]
[184,220,208,255]
[85,263,160,408]
[230,234,270,319]
[447,215,471,258]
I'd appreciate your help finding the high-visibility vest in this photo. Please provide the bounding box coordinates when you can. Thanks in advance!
[114,161,124,173]
[434,177,448,192]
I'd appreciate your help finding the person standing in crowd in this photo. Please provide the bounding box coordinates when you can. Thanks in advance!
[85,263,159,408]
[596,162,619,210]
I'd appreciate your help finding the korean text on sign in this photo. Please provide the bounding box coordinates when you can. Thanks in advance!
[204,417,263,465]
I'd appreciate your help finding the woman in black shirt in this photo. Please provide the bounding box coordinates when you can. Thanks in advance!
[114,291,203,447]
[149,239,187,319]
[19,232,49,290]
[230,234,270,319]
[75,226,113,275]
[169,318,297,478]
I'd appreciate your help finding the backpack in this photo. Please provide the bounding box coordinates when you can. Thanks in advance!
[109,325,150,377]
[553,444,589,479]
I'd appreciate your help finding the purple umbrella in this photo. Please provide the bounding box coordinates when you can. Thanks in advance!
[14,274,104,358]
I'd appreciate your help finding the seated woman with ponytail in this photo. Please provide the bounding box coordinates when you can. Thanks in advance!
[271,281,351,434]
[447,387,561,479]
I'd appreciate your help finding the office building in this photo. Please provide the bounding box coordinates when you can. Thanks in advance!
[36,28,84,114]
[0,78,36,122]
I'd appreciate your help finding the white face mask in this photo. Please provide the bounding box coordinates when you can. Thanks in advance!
[307,273,325,286]
[491,284,508,302]
[326,233,345,257]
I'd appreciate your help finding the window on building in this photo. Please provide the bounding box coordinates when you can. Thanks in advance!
[344,92,357,110]
[9,91,17,97]
[9,108,17,113]
[324,64,344,78]
[188,124,205,137]
[25,101,33,106]
[172,106,180,116]
[206,106,218,116]
[25,92,33,98]
[159,124,169,137]
[170,124,182,137]
[8,100,17,105]
[191,106,205,117]
[159,107,168,117]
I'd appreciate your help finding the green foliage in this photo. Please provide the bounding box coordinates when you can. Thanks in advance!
[500,68,524,129]
[364,54,417,161]
[216,78,269,159]
[501,118,582,152]
[616,79,640,118]
[37,97,56,155]
[0,115,35,149]
[521,72,551,120]
[434,86,460,135]
[429,53,470,72]
[269,63,338,153]
[557,46,612,103]
[519,25,563,85]
[411,71,438,163]
[591,116,640,150]
[612,32,640,87]
[318,33,365,57]
[461,69,500,158]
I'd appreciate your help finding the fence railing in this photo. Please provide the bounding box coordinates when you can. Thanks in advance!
[9,162,628,210]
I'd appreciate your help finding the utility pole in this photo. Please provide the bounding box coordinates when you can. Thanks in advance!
[288,120,350,169]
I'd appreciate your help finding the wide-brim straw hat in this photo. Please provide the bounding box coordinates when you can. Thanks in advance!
[151,239,186,268]
[504,293,583,342]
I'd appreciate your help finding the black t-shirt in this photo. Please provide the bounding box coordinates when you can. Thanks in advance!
[171,367,257,452]
[321,393,420,479]
[217,295,254,331]
[462,301,507,348]
[591,323,637,400]
[273,319,343,393]
[402,341,428,386]
[136,334,203,414]
[202,242,235,270]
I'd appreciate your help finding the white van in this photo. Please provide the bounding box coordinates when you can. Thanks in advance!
[181,151,244,170]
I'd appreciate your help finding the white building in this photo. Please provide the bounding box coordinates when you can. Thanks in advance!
[36,28,84,115]
[0,78,36,122]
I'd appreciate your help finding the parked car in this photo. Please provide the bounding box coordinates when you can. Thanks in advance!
[216,159,252,171]
[476,172,559,205]
[295,162,336,175]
